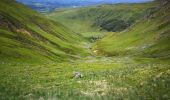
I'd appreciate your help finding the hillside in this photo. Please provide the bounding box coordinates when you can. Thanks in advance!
[48,3,157,34]
[93,0,170,58]
[0,0,87,63]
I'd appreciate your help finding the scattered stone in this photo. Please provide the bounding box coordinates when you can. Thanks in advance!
[23,93,34,99]
[74,72,83,78]
[39,97,44,100]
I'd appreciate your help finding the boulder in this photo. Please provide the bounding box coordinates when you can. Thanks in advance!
[74,72,83,78]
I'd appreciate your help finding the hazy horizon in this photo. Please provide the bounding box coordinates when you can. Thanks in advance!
[16,0,154,13]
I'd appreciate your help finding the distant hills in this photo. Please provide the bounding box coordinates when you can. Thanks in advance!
[16,0,153,13]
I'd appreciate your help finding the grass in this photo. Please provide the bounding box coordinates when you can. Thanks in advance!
[0,57,170,99]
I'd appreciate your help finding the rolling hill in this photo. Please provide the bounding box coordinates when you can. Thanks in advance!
[48,3,157,34]
[0,0,88,64]
[93,0,170,58]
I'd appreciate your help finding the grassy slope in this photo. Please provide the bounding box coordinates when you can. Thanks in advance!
[0,0,88,64]
[48,3,156,34]
[93,1,170,59]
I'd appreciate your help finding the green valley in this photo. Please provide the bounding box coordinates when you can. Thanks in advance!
[0,0,170,100]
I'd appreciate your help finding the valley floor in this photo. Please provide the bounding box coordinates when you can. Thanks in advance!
[0,50,170,99]
[0,33,170,100]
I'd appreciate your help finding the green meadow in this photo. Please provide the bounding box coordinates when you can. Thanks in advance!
[1,57,170,99]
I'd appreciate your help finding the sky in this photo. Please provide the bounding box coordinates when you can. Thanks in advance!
[16,0,153,3]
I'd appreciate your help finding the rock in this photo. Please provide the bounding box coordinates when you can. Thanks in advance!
[74,72,83,78]
[39,97,44,100]
[0,15,4,20]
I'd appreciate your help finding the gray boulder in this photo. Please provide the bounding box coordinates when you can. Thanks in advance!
[74,72,83,78]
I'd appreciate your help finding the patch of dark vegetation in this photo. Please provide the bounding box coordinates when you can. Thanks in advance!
[158,21,170,30]
[98,19,134,32]
[88,36,102,42]
[89,6,151,32]
[0,14,21,32]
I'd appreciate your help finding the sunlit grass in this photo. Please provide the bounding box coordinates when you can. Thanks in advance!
[0,58,169,99]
